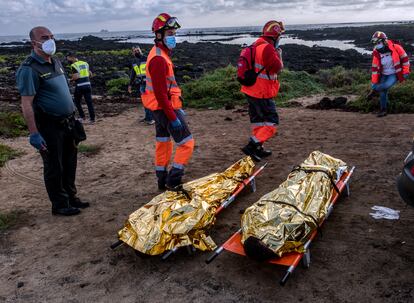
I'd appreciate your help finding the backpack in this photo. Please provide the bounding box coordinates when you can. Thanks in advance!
[237,43,266,86]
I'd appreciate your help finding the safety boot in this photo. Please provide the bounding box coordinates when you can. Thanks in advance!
[156,171,168,191]
[256,145,272,158]
[376,110,387,118]
[241,141,262,162]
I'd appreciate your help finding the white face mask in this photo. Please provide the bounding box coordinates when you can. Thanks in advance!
[35,39,56,56]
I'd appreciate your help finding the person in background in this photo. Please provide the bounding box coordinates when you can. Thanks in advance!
[240,20,284,161]
[66,52,96,124]
[367,31,410,117]
[141,13,195,190]
[128,46,154,125]
[16,26,89,216]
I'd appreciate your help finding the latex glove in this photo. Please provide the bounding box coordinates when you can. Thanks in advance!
[403,74,409,80]
[127,85,132,94]
[177,109,186,116]
[170,118,182,130]
[29,133,47,150]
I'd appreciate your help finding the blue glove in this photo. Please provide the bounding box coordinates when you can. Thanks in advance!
[403,74,409,80]
[177,109,186,116]
[371,83,376,90]
[29,133,47,150]
[170,118,182,130]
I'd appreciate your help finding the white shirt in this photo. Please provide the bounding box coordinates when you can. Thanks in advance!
[380,53,396,75]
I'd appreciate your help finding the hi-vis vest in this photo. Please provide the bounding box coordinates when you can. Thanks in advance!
[133,61,146,78]
[241,39,280,99]
[141,46,182,111]
[71,60,91,87]
[371,40,410,84]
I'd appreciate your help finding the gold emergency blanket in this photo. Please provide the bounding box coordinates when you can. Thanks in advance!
[119,157,255,255]
[241,151,347,257]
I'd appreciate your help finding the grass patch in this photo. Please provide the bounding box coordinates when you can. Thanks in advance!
[0,211,19,231]
[316,66,370,94]
[106,77,130,95]
[0,112,28,138]
[0,143,22,167]
[181,65,323,109]
[78,144,102,156]
[349,77,414,113]
[182,65,244,109]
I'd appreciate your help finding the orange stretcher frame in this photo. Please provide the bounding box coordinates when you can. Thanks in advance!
[206,166,355,286]
[110,163,268,260]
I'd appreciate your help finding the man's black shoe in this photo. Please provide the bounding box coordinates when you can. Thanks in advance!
[69,198,90,209]
[52,207,81,216]
[256,145,272,158]
[377,110,387,117]
[241,142,262,162]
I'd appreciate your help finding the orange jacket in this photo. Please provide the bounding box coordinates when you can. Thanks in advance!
[141,46,182,111]
[371,40,410,84]
[241,38,282,99]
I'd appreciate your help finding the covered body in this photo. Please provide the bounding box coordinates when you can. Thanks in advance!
[119,157,255,255]
[241,151,347,257]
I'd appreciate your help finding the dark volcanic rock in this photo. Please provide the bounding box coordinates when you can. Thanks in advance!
[308,96,348,110]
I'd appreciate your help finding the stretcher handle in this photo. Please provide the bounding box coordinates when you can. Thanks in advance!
[161,248,178,260]
[110,240,123,250]
[206,249,221,264]
[280,271,291,286]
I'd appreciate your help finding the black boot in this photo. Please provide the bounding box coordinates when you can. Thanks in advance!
[166,167,184,189]
[241,141,262,162]
[256,145,272,158]
[69,197,90,209]
[156,171,168,191]
[377,110,387,117]
[52,207,81,216]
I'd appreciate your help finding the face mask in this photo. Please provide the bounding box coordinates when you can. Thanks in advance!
[375,42,384,50]
[164,36,176,49]
[35,39,56,55]
[134,53,142,58]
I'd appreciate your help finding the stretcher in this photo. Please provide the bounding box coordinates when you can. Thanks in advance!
[206,165,355,286]
[110,162,268,260]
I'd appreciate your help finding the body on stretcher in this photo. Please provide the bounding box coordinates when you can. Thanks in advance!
[207,156,355,286]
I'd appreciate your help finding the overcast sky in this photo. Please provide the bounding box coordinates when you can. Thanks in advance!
[1,0,413,36]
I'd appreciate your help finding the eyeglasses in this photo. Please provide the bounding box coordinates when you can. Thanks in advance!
[166,17,181,29]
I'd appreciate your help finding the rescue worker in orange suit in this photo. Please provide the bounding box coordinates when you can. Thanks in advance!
[141,13,195,190]
[241,21,284,161]
[367,31,410,117]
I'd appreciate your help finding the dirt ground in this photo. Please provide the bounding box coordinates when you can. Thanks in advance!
[1,103,414,303]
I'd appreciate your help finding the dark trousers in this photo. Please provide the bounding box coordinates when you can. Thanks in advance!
[37,116,78,210]
[74,85,95,121]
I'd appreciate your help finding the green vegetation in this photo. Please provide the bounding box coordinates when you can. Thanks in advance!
[106,77,130,95]
[181,65,323,109]
[181,65,414,113]
[182,65,244,109]
[0,143,22,167]
[78,143,102,156]
[278,70,324,105]
[0,67,9,74]
[80,49,131,56]
[0,112,28,138]
[0,211,20,231]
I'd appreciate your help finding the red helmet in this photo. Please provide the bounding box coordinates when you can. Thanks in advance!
[371,31,387,44]
[152,13,181,33]
[262,20,285,38]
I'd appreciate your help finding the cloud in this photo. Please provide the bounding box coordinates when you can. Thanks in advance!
[0,0,413,35]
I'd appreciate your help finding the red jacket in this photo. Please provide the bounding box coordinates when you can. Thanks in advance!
[371,40,410,84]
[145,43,179,121]
[241,37,283,99]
